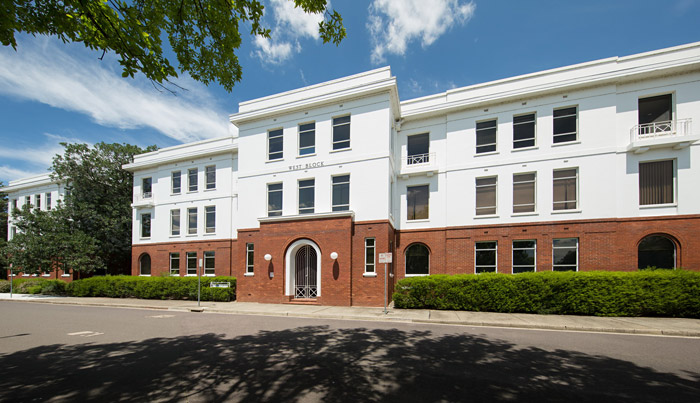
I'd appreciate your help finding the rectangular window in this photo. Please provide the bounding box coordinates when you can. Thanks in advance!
[299,122,315,155]
[45,192,51,210]
[407,185,429,220]
[35,194,41,210]
[332,115,351,150]
[186,252,197,275]
[205,166,216,190]
[407,133,430,165]
[172,171,181,194]
[513,240,536,273]
[205,206,216,233]
[513,113,536,149]
[12,199,17,212]
[639,94,672,125]
[170,253,180,276]
[170,209,180,236]
[476,177,497,216]
[25,196,31,207]
[553,238,578,271]
[246,243,254,274]
[365,238,376,273]
[268,128,283,160]
[267,183,283,216]
[639,160,674,205]
[188,168,198,192]
[332,174,350,211]
[204,251,215,275]
[188,207,197,234]
[141,213,151,238]
[476,119,497,154]
[553,106,577,143]
[553,168,578,210]
[142,177,152,198]
[475,241,497,273]
[513,173,536,213]
[298,179,315,214]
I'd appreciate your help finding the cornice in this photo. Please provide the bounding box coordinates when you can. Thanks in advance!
[123,143,238,171]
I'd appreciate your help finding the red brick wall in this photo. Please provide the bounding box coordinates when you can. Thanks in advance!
[131,239,233,278]
[351,221,396,307]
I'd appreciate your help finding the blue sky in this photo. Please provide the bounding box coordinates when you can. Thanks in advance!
[1,0,699,184]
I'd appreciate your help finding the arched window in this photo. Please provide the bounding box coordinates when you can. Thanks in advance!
[638,235,676,270]
[139,254,152,276]
[406,244,430,276]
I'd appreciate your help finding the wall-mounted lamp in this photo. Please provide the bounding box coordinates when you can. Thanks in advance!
[264,254,272,261]
[330,252,338,260]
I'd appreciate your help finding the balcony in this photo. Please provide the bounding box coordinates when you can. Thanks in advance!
[627,118,699,153]
[132,193,154,208]
[400,152,438,177]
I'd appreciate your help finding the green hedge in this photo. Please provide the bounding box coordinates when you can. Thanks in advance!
[66,275,236,302]
[0,278,68,295]
[392,270,700,318]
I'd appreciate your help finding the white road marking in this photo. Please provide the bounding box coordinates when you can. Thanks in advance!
[67,331,103,337]
[149,315,175,319]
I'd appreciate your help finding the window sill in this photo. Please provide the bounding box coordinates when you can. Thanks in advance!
[42,274,51,277]
[551,209,581,214]
[330,147,351,154]
[511,146,539,153]
[551,140,580,147]
[139,275,151,277]
[170,193,182,196]
[640,203,677,209]
[363,272,377,277]
[204,188,216,192]
[170,235,181,238]
[187,191,198,194]
[185,274,197,277]
[140,237,151,240]
[204,232,216,236]
[474,214,499,219]
[203,274,215,277]
[244,272,254,277]
[297,153,317,159]
[170,274,180,277]
[61,274,71,277]
[22,274,30,277]
[405,273,429,277]
[266,158,284,164]
[511,212,538,217]
[186,234,198,237]
[407,218,430,223]
[474,151,499,157]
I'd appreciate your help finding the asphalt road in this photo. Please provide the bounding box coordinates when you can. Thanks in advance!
[1,301,699,402]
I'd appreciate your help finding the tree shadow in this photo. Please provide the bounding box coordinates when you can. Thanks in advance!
[0,325,698,402]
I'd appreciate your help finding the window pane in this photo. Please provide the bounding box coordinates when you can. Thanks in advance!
[299,179,315,214]
[365,238,375,273]
[268,129,283,160]
[513,114,535,148]
[141,214,151,238]
[172,171,181,193]
[205,166,216,190]
[187,252,197,275]
[142,178,152,196]
[246,243,254,273]
[171,209,180,236]
[204,251,215,275]
[553,169,577,210]
[407,133,429,156]
[406,244,429,275]
[638,94,672,125]
[333,116,351,150]
[407,185,429,220]
[475,241,497,274]
[476,177,497,215]
[268,183,283,216]
[639,160,673,205]
[170,253,180,275]
[332,175,350,211]
[299,123,315,155]
[513,173,535,213]
[638,235,675,269]
[188,168,198,192]
[205,206,215,233]
[476,120,497,154]
[188,208,197,234]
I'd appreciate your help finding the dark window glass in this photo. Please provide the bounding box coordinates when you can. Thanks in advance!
[172,171,181,194]
[639,160,673,205]
[407,185,429,220]
[204,251,215,275]
[142,178,152,197]
[205,166,216,190]
[205,206,215,233]
[188,168,198,192]
[246,243,254,273]
[141,213,151,238]
[333,116,351,150]
[268,129,283,160]
[406,244,430,275]
[513,240,536,273]
[553,238,578,271]
[139,254,151,275]
[513,113,536,149]
[638,235,675,270]
[553,169,577,210]
[639,94,672,125]
[299,179,315,214]
[513,173,536,213]
[187,252,197,275]
[171,209,180,236]
[332,175,350,211]
[407,133,430,164]
[188,207,197,234]
[299,123,315,155]
[170,253,180,276]
[268,183,283,216]
[476,120,497,154]
[475,241,497,273]
[553,107,577,143]
[476,177,497,215]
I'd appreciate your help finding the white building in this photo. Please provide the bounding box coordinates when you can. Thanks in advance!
[7,42,700,305]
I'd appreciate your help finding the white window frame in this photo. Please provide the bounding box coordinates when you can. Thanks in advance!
[298,178,315,214]
[267,183,283,217]
[35,194,41,210]
[204,251,215,276]
[205,165,216,190]
[172,171,182,194]
[188,168,198,192]
[512,172,536,214]
[298,122,316,156]
[512,240,537,273]
[475,241,497,273]
[169,252,180,276]
[406,184,430,221]
[553,168,579,211]
[142,177,152,198]
[638,159,676,207]
[187,207,197,235]
[170,209,180,236]
[552,238,579,272]
[475,118,497,154]
[513,112,536,149]
[365,238,376,274]
[331,174,350,212]
[332,115,351,150]
[186,252,197,276]
[475,176,498,216]
[246,243,254,274]
[45,192,52,210]
[553,106,578,144]
[205,206,216,234]
[267,128,284,161]
[140,213,151,239]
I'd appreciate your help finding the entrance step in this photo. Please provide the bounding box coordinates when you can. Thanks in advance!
[286,298,319,305]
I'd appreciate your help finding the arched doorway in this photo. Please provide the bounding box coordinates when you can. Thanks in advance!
[139,254,151,275]
[405,243,430,276]
[285,239,322,298]
[638,234,676,269]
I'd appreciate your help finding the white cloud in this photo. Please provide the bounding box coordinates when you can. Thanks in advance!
[0,133,86,182]
[251,0,326,64]
[367,0,476,64]
[0,166,46,183]
[0,38,229,143]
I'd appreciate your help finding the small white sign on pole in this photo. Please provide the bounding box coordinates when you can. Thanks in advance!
[379,253,393,264]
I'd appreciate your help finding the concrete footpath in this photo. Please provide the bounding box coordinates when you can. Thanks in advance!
[2,293,700,337]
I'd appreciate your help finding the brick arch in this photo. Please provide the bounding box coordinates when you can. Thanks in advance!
[284,239,322,297]
[636,232,679,269]
[404,242,431,276]
[138,253,151,276]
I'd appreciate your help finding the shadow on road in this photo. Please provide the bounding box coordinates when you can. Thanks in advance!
[0,325,698,402]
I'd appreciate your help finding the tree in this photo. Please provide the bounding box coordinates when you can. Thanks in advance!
[1,0,345,92]
[3,205,101,276]
[51,142,157,275]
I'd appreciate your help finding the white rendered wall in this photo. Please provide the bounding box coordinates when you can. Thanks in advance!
[5,176,63,241]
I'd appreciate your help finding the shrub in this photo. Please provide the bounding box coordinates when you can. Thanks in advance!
[392,270,700,318]
[66,275,236,302]
[0,278,67,295]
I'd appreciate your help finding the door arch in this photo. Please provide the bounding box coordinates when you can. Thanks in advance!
[285,239,322,297]
[139,253,151,276]
[638,234,676,269]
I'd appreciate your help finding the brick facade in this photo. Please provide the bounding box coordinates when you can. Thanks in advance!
[127,214,700,306]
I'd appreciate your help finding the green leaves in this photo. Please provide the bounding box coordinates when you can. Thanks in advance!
[3,0,345,92]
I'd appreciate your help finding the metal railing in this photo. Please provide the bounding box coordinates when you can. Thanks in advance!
[630,118,692,142]
[405,152,434,166]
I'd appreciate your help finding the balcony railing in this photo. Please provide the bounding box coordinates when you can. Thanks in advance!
[132,193,155,207]
[627,118,698,153]
[630,119,692,142]
[400,152,437,177]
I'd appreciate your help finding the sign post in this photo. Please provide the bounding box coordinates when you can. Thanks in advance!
[379,253,393,314]
[9,264,13,299]
[198,258,203,307]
